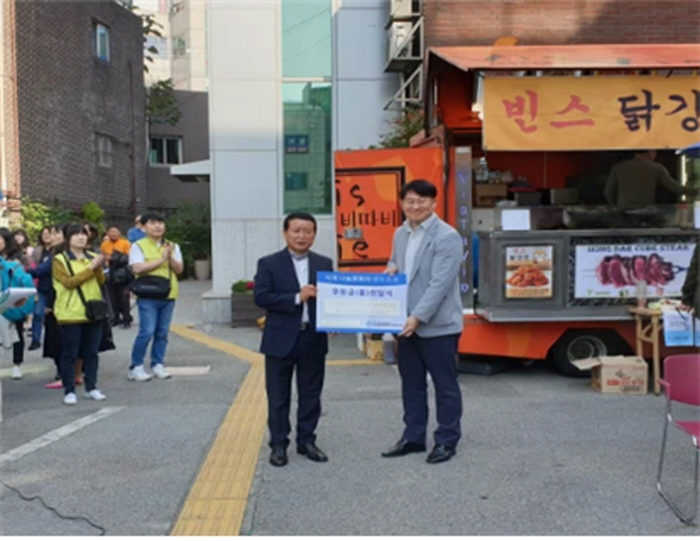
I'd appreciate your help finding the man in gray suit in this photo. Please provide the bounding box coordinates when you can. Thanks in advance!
[382,179,464,464]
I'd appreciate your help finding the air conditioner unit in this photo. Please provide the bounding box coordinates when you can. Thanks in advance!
[391,0,412,19]
[389,21,411,58]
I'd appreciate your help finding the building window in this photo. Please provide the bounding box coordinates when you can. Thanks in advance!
[173,36,187,57]
[283,82,331,214]
[96,135,113,169]
[285,172,308,191]
[282,0,331,78]
[95,23,110,62]
[150,137,182,166]
[144,35,168,59]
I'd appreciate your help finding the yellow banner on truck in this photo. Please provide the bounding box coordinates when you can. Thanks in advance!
[483,75,700,151]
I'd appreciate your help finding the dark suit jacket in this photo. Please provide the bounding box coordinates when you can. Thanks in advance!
[254,249,333,359]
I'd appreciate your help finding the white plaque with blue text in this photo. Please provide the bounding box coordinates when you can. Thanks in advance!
[316,272,408,333]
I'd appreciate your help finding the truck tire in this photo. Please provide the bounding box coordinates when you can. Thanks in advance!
[548,329,633,378]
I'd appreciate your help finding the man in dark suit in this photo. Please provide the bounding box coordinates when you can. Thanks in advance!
[254,212,334,467]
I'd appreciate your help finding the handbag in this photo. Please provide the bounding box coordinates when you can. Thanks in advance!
[110,252,134,285]
[130,267,172,300]
[64,255,109,322]
[98,319,116,352]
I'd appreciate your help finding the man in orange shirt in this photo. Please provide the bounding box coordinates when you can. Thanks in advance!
[101,226,133,328]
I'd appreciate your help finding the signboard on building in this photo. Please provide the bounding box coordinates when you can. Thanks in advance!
[484,76,700,150]
[285,135,309,154]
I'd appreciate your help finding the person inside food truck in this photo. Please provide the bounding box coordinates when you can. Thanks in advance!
[605,149,697,208]
[680,244,699,316]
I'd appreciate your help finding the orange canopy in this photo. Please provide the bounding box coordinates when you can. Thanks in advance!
[429,44,700,71]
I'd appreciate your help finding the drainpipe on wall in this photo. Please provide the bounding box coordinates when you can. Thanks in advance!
[128,60,137,216]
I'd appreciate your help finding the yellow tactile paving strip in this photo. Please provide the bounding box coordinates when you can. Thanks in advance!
[169,324,384,536]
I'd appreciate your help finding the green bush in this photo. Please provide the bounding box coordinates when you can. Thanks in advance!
[165,202,211,273]
[81,201,106,234]
[19,198,80,242]
[231,279,255,294]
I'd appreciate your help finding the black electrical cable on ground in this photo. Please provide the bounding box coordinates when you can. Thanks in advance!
[0,478,106,536]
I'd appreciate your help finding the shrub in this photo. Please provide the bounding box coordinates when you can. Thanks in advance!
[19,198,80,242]
[231,279,255,294]
[81,201,106,234]
[165,202,211,274]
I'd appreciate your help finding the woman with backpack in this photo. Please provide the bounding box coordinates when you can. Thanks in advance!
[0,228,35,380]
[52,223,107,405]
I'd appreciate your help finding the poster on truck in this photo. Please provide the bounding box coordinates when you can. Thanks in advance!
[574,242,695,299]
[505,246,553,299]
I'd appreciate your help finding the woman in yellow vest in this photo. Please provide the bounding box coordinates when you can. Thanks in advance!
[128,213,183,382]
[52,223,107,406]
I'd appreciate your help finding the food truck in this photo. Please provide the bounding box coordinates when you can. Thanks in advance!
[336,44,700,377]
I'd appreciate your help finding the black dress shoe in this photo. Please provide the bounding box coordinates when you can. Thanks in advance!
[381,439,426,458]
[426,444,456,464]
[269,446,288,467]
[28,342,41,351]
[297,443,328,462]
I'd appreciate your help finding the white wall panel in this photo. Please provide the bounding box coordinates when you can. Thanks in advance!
[210,80,278,151]
[244,220,287,278]
[211,220,246,293]
[336,7,389,80]
[209,6,277,81]
[213,151,280,221]
[338,0,388,9]
[336,79,398,149]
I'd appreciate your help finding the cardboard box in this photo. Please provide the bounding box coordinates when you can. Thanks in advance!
[365,339,384,361]
[475,184,508,208]
[572,356,648,395]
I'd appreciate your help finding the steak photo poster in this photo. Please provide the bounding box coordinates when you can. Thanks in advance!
[574,242,695,299]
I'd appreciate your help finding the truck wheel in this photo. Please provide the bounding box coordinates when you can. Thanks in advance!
[548,330,632,378]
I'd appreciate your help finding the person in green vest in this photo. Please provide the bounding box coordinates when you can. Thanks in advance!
[51,223,107,406]
[128,213,183,382]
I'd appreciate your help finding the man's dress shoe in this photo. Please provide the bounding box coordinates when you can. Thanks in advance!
[381,439,426,458]
[426,444,456,464]
[269,446,288,467]
[297,443,328,462]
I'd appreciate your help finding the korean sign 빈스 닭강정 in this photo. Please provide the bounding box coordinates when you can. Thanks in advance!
[315,272,408,333]
[483,76,700,150]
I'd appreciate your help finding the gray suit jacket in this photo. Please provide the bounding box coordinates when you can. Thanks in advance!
[388,216,464,338]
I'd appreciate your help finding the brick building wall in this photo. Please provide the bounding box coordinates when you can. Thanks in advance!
[2,0,21,210]
[13,0,147,222]
[424,0,700,47]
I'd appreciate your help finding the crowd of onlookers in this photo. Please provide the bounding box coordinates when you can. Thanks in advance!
[2,214,183,405]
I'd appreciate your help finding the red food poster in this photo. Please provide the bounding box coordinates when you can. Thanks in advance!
[505,246,553,299]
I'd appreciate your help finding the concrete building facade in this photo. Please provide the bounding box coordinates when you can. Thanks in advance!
[202,0,398,322]
[170,0,207,91]
[139,0,173,87]
[148,90,209,210]
[1,0,147,222]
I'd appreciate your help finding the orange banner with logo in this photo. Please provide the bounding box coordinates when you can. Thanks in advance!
[483,76,700,151]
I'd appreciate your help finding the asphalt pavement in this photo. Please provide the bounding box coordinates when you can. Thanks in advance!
[0,280,698,535]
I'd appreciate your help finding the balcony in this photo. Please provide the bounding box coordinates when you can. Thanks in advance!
[385,0,424,110]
